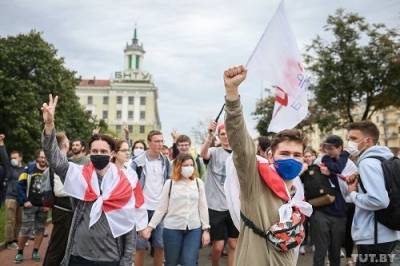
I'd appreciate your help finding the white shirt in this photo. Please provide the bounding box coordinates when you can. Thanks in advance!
[149,178,210,231]
[143,156,164,210]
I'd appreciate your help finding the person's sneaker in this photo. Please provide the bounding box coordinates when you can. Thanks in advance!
[299,245,306,255]
[32,250,41,261]
[15,253,24,264]
[7,242,19,249]
[340,249,345,258]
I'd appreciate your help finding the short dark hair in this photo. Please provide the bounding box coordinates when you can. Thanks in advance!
[88,134,116,152]
[72,138,86,149]
[270,129,306,153]
[10,150,22,158]
[147,130,163,142]
[132,140,147,151]
[176,135,191,145]
[257,136,271,152]
[323,135,343,148]
[35,149,44,159]
[347,121,380,144]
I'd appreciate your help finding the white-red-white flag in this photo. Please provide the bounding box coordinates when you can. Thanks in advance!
[246,0,309,132]
[64,162,147,237]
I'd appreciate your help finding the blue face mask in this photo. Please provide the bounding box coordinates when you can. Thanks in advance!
[274,158,303,180]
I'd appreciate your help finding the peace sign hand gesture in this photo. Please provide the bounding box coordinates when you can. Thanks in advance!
[41,94,58,130]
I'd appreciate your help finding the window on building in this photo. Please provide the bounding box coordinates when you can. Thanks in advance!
[103,96,109,105]
[128,111,134,119]
[140,111,145,120]
[140,96,146,105]
[116,125,122,133]
[140,125,145,134]
[135,55,140,69]
[128,55,132,69]
[116,110,122,119]
[87,96,93,105]
[102,110,108,119]
[117,96,122,104]
[128,125,133,133]
[129,96,134,105]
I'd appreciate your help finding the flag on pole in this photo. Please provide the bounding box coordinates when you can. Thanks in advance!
[246,0,309,132]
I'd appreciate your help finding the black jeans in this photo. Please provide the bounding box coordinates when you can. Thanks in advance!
[310,210,346,266]
[69,255,119,266]
[356,241,396,266]
[345,203,355,258]
[43,208,73,266]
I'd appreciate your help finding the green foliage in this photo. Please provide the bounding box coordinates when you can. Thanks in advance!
[0,31,98,160]
[305,9,400,130]
[252,96,276,137]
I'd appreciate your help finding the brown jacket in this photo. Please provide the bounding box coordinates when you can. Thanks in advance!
[225,98,296,266]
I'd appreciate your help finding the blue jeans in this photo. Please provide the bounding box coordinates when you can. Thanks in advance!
[163,227,202,266]
[136,210,164,249]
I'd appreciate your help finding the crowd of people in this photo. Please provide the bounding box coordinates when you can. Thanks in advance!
[0,65,399,266]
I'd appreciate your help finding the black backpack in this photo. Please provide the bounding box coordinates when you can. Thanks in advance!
[301,164,336,201]
[360,156,400,232]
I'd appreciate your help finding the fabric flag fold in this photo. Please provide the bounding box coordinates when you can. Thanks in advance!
[64,162,147,237]
[246,0,309,132]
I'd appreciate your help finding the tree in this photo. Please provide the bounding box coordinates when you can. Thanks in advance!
[305,9,400,129]
[252,96,276,137]
[0,31,98,160]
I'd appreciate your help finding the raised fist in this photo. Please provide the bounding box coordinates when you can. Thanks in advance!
[223,65,247,99]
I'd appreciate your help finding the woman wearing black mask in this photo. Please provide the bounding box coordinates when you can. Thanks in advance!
[41,94,147,266]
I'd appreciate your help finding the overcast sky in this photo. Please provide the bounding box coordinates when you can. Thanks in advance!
[1,0,399,146]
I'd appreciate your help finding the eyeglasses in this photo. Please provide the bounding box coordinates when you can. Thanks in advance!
[118,149,130,153]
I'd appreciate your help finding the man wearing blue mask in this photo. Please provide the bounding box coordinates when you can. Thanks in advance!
[223,65,311,266]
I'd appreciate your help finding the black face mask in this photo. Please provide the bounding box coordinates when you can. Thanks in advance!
[90,155,110,170]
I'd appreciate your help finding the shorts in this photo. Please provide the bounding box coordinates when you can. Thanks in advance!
[209,209,239,241]
[19,206,47,236]
[136,210,164,250]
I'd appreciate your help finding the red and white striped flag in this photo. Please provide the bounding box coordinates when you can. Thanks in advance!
[64,162,147,237]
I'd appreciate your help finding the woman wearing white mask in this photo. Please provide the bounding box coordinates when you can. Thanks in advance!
[142,153,210,266]
[131,140,147,159]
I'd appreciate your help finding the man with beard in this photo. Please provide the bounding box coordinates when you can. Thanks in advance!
[15,149,49,263]
[69,139,89,165]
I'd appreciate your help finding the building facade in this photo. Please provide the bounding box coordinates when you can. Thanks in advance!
[307,106,400,154]
[76,28,161,140]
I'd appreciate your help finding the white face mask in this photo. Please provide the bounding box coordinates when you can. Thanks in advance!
[181,166,194,178]
[347,140,361,156]
[133,148,145,157]
[11,159,19,167]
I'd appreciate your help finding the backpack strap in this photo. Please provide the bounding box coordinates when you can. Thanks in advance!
[358,155,386,244]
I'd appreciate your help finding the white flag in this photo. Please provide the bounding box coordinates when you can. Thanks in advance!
[246,0,309,132]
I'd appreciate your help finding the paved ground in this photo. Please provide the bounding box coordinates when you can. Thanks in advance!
[0,225,339,266]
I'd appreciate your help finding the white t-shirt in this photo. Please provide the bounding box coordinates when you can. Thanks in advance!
[143,157,164,210]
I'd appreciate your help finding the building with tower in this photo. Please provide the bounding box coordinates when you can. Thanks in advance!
[75,28,161,140]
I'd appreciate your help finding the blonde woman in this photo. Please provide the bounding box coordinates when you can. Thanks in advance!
[142,153,210,266]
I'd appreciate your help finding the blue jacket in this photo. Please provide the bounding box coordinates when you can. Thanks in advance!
[350,145,400,244]
[0,146,25,200]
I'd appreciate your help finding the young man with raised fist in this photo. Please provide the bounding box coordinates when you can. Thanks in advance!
[223,65,310,266]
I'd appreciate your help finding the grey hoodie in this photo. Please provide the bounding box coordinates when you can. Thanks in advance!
[350,145,400,245]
